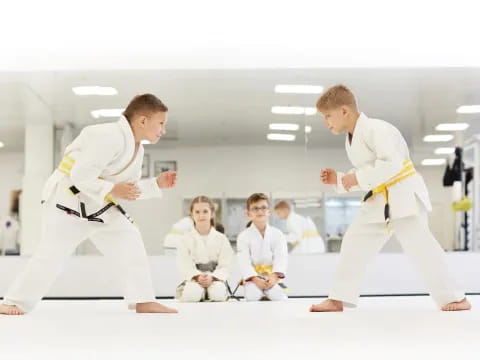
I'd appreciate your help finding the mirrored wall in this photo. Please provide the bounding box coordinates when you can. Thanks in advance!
[2,68,480,256]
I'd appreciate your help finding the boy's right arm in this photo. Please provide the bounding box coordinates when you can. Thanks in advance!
[236,234,259,281]
[69,127,125,204]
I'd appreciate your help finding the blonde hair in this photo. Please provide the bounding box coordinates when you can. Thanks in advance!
[274,200,291,211]
[189,196,216,227]
[316,85,358,112]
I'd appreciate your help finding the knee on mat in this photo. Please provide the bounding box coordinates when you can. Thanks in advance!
[207,283,228,302]
[180,283,204,302]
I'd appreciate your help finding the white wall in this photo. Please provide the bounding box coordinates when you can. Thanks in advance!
[0,152,23,217]
[1,253,478,298]
[125,145,453,254]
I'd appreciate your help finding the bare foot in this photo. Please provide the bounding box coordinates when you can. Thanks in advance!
[310,299,344,312]
[441,298,471,311]
[135,302,178,313]
[0,304,25,315]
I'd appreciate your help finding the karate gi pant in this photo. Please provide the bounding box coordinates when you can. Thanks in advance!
[244,282,287,301]
[179,280,228,302]
[329,203,465,308]
[2,200,156,312]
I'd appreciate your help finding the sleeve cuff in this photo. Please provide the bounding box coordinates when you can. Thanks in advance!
[355,169,373,190]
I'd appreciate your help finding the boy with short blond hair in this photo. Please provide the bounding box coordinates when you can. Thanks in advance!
[310,85,470,312]
[1,94,178,315]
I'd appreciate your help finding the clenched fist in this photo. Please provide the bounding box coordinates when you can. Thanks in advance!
[320,168,337,185]
[156,171,177,189]
[341,173,358,191]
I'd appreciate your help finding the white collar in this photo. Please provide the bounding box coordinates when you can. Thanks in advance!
[117,115,137,154]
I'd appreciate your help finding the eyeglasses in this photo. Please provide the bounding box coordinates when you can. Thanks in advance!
[249,206,269,213]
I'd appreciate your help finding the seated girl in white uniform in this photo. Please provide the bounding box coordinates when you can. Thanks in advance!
[176,196,234,302]
[237,193,288,301]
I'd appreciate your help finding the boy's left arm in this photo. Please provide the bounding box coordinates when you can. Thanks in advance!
[355,126,405,190]
[272,233,288,278]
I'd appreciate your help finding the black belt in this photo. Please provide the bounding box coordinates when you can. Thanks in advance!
[56,202,115,223]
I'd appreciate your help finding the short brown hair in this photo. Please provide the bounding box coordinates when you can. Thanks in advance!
[246,193,270,210]
[316,85,358,112]
[274,200,290,211]
[123,94,168,122]
[190,195,216,227]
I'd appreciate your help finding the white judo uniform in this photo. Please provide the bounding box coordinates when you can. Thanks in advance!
[176,228,233,302]
[286,211,325,254]
[0,215,20,254]
[237,224,288,301]
[328,113,465,308]
[2,116,164,312]
[163,216,194,254]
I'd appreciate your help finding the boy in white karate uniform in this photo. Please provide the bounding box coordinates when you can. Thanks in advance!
[237,193,288,301]
[1,94,178,315]
[310,85,470,312]
[176,196,233,302]
[274,200,325,254]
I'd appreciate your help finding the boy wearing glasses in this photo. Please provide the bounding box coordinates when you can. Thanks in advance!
[236,193,288,301]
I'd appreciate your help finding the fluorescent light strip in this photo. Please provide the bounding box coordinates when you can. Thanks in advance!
[456,105,480,114]
[294,198,319,204]
[434,147,455,155]
[423,134,454,142]
[0,141,4,148]
[274,84,323,94]
[269,123,300,131]
[347,200,362,207]
[91,109,124,119]
[325,200,343,207]
[271,106,317,116]
[296,203,322,208]
[435,123,469,131]
[267,133,296,141]
[73,86,118,96]
[421,159,446,166]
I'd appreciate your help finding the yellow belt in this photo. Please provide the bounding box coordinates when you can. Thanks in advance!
[302,230,320,238]
[254,264,273,276]
[362,159,416,232]
[168,228,184,236]
[57,155,137,226]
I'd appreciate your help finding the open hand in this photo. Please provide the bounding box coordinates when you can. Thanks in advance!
[341,173,358,191]
[111,182,141,200]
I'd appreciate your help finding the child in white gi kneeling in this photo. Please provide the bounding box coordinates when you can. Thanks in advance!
[237,193,288,301]
[176,196,234,302]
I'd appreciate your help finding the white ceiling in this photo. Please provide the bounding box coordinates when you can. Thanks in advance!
[1,1,480,70]
[1,68,480,155]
